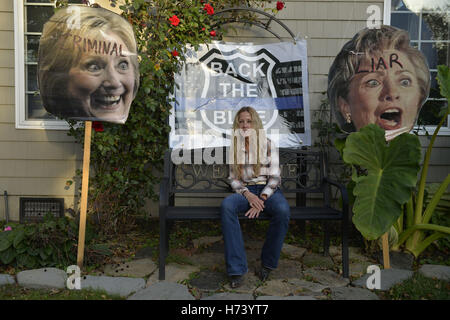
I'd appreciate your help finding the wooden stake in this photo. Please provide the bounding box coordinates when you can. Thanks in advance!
[77,121,92,269]
[382,232,390,269]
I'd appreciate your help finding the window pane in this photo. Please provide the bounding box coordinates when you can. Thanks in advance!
[430,71,439,91]
[421,42,449,70]
[26,35,40,63]
[391,13,420,40]
[417,71,447,126]
[422,12,449,41]
[25,4,55,121]
[26,93,56,120]
[26,65,39,92]
[26,5,54,33]
[391,0,410,12]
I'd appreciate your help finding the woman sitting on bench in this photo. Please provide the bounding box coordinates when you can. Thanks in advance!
[221,106,291,288]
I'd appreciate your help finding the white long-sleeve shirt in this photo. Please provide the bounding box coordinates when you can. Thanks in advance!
[228,139,281,199]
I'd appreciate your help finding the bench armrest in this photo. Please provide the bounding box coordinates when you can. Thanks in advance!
[323,177,349,219]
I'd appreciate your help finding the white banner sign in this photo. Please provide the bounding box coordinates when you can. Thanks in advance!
[170,41,311,149]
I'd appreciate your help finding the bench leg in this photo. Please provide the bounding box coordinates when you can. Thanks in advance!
[166,221,174,254]
[296,220,306,236]
[159,217,167,280]
[322,221,330,256]
[341,219,349,279]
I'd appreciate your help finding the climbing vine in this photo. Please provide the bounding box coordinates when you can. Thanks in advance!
[65,0,282,235]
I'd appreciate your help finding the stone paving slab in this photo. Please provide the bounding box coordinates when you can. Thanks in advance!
[103,258,157,278]
[0,274,16,286]
[147,263,200,287]
[244,240,265,250]
[17,268,67,289]
[269,259,303,280]
[222,273,260,294]
[302,253,335,269]
[329,246,373,264]
[189,252,225,269]
[418,264,450,281]
[330,286,380,300]
[254,279,304,297]
[352,268,414,291]
[81,275,146,297]
[348,261,375,279]
[281,244,307,260]
[256,295,317,300]
[128,281,195,300]
[193,236,222,249]
[303,268,350,288]
[377,251,414,270]
[201,292,254,300]
[134,246,153,260]
[189,270,227,291]
[287,279,328,293]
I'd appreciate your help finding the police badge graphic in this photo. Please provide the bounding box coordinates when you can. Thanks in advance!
[170,41,311,149]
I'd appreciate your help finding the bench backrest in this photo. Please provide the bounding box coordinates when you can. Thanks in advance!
[163,148,329,197]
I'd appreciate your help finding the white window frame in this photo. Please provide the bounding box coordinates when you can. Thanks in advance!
[384,0,450,136]
[14,0,70,130]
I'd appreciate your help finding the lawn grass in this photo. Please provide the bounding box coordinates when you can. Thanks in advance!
[0,284,124,300]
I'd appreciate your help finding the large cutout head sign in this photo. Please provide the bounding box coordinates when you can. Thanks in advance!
[328,25,430,140]
[38,6,139,124]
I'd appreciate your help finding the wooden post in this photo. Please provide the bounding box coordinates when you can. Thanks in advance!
[382,232,390,269]
[77,121,92,269]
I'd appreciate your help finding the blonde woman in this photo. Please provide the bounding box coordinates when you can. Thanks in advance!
[38,6,139,123]
[221,106,290,288]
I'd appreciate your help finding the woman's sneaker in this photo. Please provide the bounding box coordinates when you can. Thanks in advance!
[257,265,272,282]
[229,275,244,288]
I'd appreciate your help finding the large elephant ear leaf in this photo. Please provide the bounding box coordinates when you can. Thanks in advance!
[343,124,421,240]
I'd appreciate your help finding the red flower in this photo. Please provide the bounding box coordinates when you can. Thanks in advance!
[203,3,214,15]
[276,1,284,10]
[92,121,104,132]
[210,30,216,37]
[171,49,179,57]
[169,15,180,26]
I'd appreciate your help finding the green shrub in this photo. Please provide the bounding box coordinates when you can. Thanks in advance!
[64,0,269,236]
[0,214,110,270]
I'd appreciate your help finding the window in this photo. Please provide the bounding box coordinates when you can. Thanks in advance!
[14,0,83,130]
[386,0,450,135]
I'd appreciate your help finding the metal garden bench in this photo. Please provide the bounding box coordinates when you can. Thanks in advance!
[158,147,350,280]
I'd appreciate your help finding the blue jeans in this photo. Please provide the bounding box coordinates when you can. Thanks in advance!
[220,185,291,276]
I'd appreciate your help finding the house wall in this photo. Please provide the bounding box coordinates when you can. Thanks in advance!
[1,0,448,220]
[0,1,82,222]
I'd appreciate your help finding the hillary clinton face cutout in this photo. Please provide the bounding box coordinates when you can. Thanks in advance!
[328,26,430,140]
[339,50,422,134]
[66,32,135,123]
[38,6,139,124]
